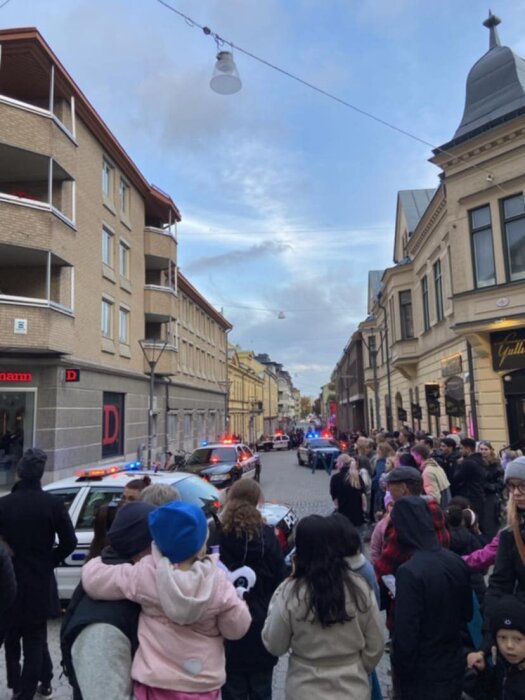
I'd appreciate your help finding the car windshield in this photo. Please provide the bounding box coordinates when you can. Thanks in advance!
[309,439,336,448]
[174,475,220,515]
[187,447,237,465]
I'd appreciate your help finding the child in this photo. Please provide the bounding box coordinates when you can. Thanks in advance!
[467,595,525,699]
[82,501,251,700]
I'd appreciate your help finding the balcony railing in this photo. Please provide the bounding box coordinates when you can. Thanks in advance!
[144,226,177,266]
[0,301,74,355]
[144,285,177,322]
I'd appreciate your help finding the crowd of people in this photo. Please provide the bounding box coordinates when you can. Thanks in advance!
[0,432,524,699]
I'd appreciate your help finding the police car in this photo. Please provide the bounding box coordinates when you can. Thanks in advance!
[44,462,295,599]
[183,439,261,489]
[297,432,341,469]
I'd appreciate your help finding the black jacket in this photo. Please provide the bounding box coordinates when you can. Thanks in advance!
[391,497,473,685]
[440,449,461,483]
[451,452,487,519]
[330,468,366,526]
[485,524,525,628]
[219,524,286,672]
[448,525,486,603]
[0,479,77,624]
[0,542,16,618]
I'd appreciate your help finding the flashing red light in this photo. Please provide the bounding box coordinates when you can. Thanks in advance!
[275,430,283,436]
[75,465,122,478]
[222,438,233,444]
[210,456,221,463]
[321,431,331,438]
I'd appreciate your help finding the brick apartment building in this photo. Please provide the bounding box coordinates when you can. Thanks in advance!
[0,27,231,483]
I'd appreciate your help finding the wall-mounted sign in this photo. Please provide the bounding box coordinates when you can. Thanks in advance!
[14,318,27,334]
[425,383,441,416]
[444,375,466,417]
[441,353,462,378]
[0,371,32,382]
[491,329,525,372]
[102,392,125,458]
[411,403,422,420]
[397,407,408,422]
[65,368,81,382]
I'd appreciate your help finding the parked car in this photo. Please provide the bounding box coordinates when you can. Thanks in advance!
[272,434,290,451]
[297,437,341,469]
[256,435,274,452]
[44,463,296,599]
[183,441,261,489]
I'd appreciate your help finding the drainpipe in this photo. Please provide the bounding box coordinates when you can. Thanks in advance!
[466,340,479,439]
[377,296,393,432]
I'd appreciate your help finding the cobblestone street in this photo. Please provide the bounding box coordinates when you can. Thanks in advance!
[0,450,392,699]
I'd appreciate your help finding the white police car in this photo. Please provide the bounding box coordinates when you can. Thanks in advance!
[44,463,296,599]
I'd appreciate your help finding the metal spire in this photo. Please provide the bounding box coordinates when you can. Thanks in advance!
[483,10,502,50]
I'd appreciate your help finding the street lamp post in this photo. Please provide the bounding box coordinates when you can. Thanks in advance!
[376,298,393,431]
[139,338,168,468]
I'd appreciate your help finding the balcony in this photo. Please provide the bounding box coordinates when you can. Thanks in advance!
[144,285,177,323]
[391,338,419,379]
[0,301,74,355]
[0,143,75,227]
[452,284,525,333]
[144,226,177,266]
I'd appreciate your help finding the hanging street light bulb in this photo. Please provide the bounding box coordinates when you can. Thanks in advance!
[210,50,242,94]
[278,311,286,319]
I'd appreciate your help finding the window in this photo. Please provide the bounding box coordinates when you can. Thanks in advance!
[77,487,122,529]
[470,205,496,287]
[502,194,525,282]
[119,307,129,344]
[368,335,376,367]
[421,275,430,331]
[102,228,113,267]
[399,290,414,339]
[101,299,113,337]
[119,179,129,216]
[119,241,129,278]
[433,259,444,322]
[102,159,113,198]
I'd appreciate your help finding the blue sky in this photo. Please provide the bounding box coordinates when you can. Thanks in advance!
[3,0,525,395]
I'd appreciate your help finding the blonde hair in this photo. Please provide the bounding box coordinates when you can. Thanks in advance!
[507,492,525,565]
[344,457,361,489]
[140,484,180,506]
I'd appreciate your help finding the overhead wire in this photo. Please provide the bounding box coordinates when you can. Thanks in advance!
[156,0,508,193]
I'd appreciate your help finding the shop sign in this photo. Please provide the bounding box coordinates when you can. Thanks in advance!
[102,392,125,458]
[491,329,525,371]
[0,371,32,382]
[411,403,422,420]
[397,407,407,422]
[441,353,462,378]
[425,383,441,417]
[65,369,81,382]
[444,375,466,417]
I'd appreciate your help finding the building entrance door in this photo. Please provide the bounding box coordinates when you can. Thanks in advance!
[0,389,36,485]
[503,369,525,451]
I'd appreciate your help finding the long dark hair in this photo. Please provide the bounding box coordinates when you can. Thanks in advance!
[292,514,368,627]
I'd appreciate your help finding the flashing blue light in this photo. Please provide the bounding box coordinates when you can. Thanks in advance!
[306,432,319,439]
[124,460,142,471]
[201,440,208,446]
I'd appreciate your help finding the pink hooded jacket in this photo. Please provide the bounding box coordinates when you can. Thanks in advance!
[82,549,251,692]
[461,533,500,572]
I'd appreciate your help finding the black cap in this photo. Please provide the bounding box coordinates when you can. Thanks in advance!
[16,448,47,481]
[386,466,423,484]
[108,501,156,559]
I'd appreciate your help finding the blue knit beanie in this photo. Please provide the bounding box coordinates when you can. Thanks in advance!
[149,501,208,564]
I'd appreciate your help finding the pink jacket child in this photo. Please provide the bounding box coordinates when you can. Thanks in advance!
[82,501,251,700]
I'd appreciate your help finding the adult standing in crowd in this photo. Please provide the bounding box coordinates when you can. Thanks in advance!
[262,514,384,699]
[330,455,367,533]
[451,438,487,527]
[0,448,77,700]
[484,456,525,621]
[478,440,505,540]
[218,479,286,700]
[391,497,472,699]
[439,437,461,483]
[411,443,451,507]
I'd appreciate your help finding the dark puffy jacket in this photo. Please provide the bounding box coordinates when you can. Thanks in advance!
[448,525,486,603]
[219,524,286,672]
[485,523,525,627]
[391,497,472,687]
[451,452,487,522]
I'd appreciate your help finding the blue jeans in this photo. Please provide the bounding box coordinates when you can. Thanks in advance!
[222,669,273,700]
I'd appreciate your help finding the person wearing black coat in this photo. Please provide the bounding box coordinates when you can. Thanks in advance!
[0,541,16,643]
[391,496,473,700]
[451,438,487,527]
[218,479,286,700]
[0,448,77,700]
